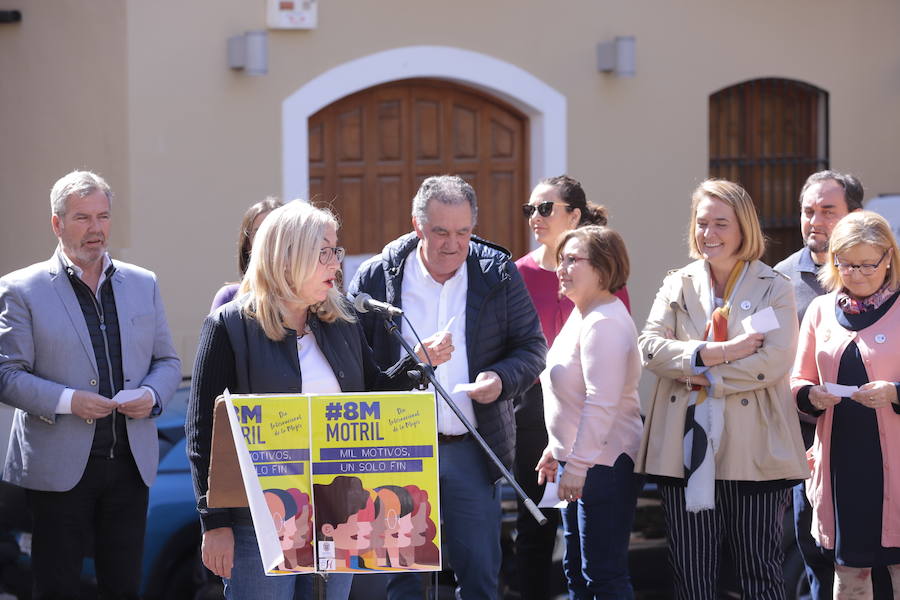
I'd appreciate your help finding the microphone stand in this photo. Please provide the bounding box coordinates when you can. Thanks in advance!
[382,315,547,527]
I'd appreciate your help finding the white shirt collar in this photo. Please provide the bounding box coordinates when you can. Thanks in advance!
[411,241,467,285]
[59,247,112,279]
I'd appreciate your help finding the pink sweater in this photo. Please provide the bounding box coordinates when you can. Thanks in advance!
[515,252,630,347]
[540,298,643,477]
[790,291,900,549]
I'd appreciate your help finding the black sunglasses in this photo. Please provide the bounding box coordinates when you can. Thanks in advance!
[521,201,570,218]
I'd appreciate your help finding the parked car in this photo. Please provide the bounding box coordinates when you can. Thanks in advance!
[0,382,222,600]
[0,383,809,599]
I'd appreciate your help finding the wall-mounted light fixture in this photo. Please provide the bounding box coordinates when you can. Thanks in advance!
[0,10,22,24]
[597,36,636,77]
[227,31,268,75]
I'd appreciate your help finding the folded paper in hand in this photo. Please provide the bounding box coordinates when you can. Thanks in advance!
[824,382,859,397]
[111,389,145,405]
[741,306,780,334]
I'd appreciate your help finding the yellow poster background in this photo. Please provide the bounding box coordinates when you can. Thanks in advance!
[309,391,441,573]
[230,394,315,575]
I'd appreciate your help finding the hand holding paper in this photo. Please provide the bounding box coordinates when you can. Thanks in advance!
[416,330,454,367]
[70,390,116,420]
[112,389,147,405]
[114,388,154,419]
[807,384,844,411]
[465,371,502,404]
[452,382,481,394]
[850,380,898,410]
[538,479,567,509]
[824,382,858,397]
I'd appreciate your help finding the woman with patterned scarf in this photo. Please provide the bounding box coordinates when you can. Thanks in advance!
[791,211,900,599]
[636,179,809,599]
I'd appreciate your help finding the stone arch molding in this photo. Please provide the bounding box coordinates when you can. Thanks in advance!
[282,45,567,202]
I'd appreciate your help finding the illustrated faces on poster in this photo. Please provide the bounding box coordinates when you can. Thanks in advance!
[322,497,375,554]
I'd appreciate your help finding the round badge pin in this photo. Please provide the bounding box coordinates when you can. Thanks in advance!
[740,300,751,310]
[875,334,886,344]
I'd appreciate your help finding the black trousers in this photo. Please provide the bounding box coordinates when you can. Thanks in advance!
[27,454,149,600]
[513,383,562,600]
[659,480,788,600]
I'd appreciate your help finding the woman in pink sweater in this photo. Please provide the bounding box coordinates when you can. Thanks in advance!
[536,225,643,598]
[791,211,900,598]
[514,175,629,599]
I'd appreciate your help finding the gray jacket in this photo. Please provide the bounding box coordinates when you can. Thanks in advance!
[0,250,181,491]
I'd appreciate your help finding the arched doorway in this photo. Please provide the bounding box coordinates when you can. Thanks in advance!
[308,78,531,259]
[709,78,829,265]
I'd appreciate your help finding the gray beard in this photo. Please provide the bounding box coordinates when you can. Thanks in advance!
[806,237,828,255]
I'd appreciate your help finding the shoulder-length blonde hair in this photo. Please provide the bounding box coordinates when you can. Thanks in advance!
[240,200,354,340]
[687,179,765,262]
[818,211,900,292]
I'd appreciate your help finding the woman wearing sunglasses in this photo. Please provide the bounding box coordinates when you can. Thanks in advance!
[791,211,900,598]
[513,175,629,599]
[187,201,446,600]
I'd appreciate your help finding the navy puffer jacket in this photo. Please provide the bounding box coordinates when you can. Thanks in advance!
[348,233,547,481]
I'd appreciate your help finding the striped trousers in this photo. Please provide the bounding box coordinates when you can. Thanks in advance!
[659,481,789,600]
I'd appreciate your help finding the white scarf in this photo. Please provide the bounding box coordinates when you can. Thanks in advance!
[683,262,748,512]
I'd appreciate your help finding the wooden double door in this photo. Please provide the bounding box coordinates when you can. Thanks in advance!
[308,79,530,259]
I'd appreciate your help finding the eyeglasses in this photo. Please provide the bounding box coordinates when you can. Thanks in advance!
[522,201,570,218]
[833,249,890,276]
[558,255,591,269]
[319,246,346,265]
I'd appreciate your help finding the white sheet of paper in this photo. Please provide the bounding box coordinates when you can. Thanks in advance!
[825,382,859,397]
[741,306,780,334]
[538,479,567,509]
[111,389,145,405]
[223,392,284,572]
[441,315,457,333]
[452,382,481,394]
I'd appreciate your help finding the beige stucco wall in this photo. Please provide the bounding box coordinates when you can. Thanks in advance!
[0,0,129,271]
[1,0,899,383]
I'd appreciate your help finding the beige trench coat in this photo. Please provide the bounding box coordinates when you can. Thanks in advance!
[636,259,809,482]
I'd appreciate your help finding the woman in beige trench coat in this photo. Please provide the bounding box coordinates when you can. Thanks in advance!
[636,179,809,600]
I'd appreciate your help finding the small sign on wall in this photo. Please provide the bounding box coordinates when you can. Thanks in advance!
[267,0,317,29]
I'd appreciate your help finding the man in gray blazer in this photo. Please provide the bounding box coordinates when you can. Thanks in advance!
[0,170,181,599]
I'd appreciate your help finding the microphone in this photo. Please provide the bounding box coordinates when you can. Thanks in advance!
[352,293,404,319]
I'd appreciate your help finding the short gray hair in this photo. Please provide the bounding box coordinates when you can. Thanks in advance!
[411,175,477,226]
[50,170,113,218]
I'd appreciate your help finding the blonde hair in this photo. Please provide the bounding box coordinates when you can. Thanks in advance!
[687,179,765,262]
[240,200,354,341]
[818,211,900,293]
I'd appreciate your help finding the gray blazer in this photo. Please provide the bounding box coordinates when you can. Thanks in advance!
[0,250,182,491]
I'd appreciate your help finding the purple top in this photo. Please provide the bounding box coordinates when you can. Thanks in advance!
[210,283,240,313]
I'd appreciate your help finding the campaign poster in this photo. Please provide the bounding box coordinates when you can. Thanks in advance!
[309,392,441,573]
[229,394,315,575]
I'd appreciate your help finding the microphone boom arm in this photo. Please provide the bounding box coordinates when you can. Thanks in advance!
[381,314,547,527]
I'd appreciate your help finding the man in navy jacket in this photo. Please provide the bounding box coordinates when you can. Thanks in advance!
[349,175,545,599]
